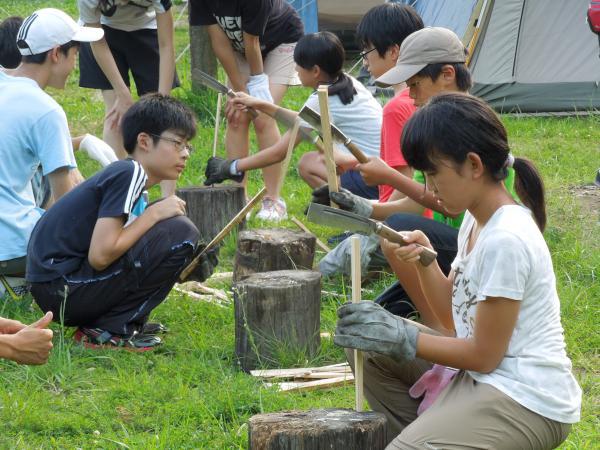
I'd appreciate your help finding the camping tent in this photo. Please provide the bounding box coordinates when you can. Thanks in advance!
[301,0,600,113]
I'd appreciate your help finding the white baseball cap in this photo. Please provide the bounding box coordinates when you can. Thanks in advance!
[16,8,103,56]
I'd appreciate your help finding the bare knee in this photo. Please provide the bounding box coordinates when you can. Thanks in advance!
[252,114,276,135]
[297,151,319,178]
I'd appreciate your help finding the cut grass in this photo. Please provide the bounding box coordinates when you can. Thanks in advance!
[1,1,599,448]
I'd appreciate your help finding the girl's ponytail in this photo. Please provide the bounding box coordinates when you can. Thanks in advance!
[328,72,356,105]
[512,157,547,232]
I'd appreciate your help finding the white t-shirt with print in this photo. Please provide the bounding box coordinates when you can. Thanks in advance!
[451,206,581,424]
[78,0,172,31]
[299,75,382,159]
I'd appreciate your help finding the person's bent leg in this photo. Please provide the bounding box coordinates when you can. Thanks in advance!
[389,371,572,450]
[298,151,330,188]
[346,348,431,444]
[101,89,126,159]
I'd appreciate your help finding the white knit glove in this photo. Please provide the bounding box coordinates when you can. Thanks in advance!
[246,73,273,103]
[79,134,118,167]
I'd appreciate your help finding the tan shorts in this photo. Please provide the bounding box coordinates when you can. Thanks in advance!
[233,43,300,86]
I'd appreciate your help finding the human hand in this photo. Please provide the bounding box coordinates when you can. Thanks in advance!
[6,312,53,365]
[225,96,243,127]
[409,364,457,415]
[334,301,419,361]
[246,73,273,103]
[187,243,219,282]
[204,157,244,185]
[333,301,419,360]
[334,153,359,174]
[0,317,26,334]
[357,157,397,186]
[387,230,433,265]
[147,195,186,223]
[330,189,373,218]
[231,91,265,112]
[79,134,118,167]
[105,92,134,129]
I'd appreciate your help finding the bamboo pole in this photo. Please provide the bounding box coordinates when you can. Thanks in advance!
[212,92,223,157]
[350,235,364,411]
[317,86,339,206]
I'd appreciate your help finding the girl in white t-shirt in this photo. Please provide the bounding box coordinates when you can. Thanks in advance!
[203,32,383,219]
[336,92,581,449]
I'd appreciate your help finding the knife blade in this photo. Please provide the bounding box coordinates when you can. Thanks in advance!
[299,105,369,163]
[193,68,258,119]
[306,203,437,266]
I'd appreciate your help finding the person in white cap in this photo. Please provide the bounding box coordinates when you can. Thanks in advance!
[0,8,103,279]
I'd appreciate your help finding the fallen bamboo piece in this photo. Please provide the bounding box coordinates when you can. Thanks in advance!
[317,86,339,205]
[294,371,351,380]
[179,187,267,281]
[212,92,223,158]
[250,362,350,379]
[267,376,354,392]
[179,281,228,301]
[351,235,364,412]
[208,271,233,281]
[291,217,331,253]
[172,285,226,307]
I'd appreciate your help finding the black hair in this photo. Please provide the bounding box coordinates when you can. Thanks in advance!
[294,31,356,105]
[356,3,424,57]
[415,61,473,92]
[121,93,197,154]
[401,93,546,231]
[20,40,79,65]
[0,16,23,68]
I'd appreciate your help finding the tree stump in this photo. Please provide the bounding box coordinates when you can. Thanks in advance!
[248,409,388,450]
[234,270,321,372]
[189,25,217,91]
[176,186,245,242]
[233,229,316,282]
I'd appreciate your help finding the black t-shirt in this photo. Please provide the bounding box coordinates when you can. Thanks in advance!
[189,0,303,55]
[26,160,147,283]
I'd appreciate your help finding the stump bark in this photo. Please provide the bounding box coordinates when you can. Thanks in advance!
[176,186,245,242]
[234,270,321,372]
[233,229,316,282]
[248,409,388,450]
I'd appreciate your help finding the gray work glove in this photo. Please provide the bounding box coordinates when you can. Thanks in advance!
[334,301,419,361]
[308,185,373,218]
[204,157,244,185]
[187,243,219,282]
[318,233,380,277]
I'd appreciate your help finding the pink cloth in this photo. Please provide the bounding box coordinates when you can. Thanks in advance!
[409,364,458,415]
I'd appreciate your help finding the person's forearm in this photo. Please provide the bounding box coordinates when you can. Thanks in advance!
[243,32,264,75]
[157,12,175,94]
[0,336,14,361]
[88,211,159,271]
[72,135,85,151]
[371,197,424,221]
[416,334,496,373]
[236,131,299,172]
[414,263,454,329]
[90,38,130,96]
[207,25,245,91]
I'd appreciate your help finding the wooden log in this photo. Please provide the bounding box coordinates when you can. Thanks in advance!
[233,229,316,282]
[176,185,245,242]
[189,25,217,92]
[248,409,387,450]
[234,270,321,372]
[290,217,331,253]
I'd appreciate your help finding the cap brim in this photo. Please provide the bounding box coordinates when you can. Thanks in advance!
[72,26,104,43]
[375,63,427,87]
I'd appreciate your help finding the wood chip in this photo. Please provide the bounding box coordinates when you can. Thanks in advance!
[179,281,228,301]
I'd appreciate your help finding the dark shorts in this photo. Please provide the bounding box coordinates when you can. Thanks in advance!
[79,25,179,95]
[340,169,379,200]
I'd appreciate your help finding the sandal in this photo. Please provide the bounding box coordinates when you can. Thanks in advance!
[73,327,162,352]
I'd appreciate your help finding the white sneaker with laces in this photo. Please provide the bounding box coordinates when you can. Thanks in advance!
[256,197,288,221]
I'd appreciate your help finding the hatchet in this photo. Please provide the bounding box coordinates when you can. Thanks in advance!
[306,202,437,266]
[299,105,369,163]
[193,68,317,143]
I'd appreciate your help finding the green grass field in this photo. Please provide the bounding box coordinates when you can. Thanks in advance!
[1,1,599,448]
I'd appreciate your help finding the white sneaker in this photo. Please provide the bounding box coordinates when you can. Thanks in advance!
[256,197,288,222]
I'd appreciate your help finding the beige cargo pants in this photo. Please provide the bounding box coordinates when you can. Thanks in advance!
[346,350,571,449]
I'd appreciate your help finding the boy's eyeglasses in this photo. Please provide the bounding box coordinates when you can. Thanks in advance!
[359,47,377,60]
[150,134,193,153]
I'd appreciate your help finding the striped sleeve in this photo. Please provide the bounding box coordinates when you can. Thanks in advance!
[97,160,148,219]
